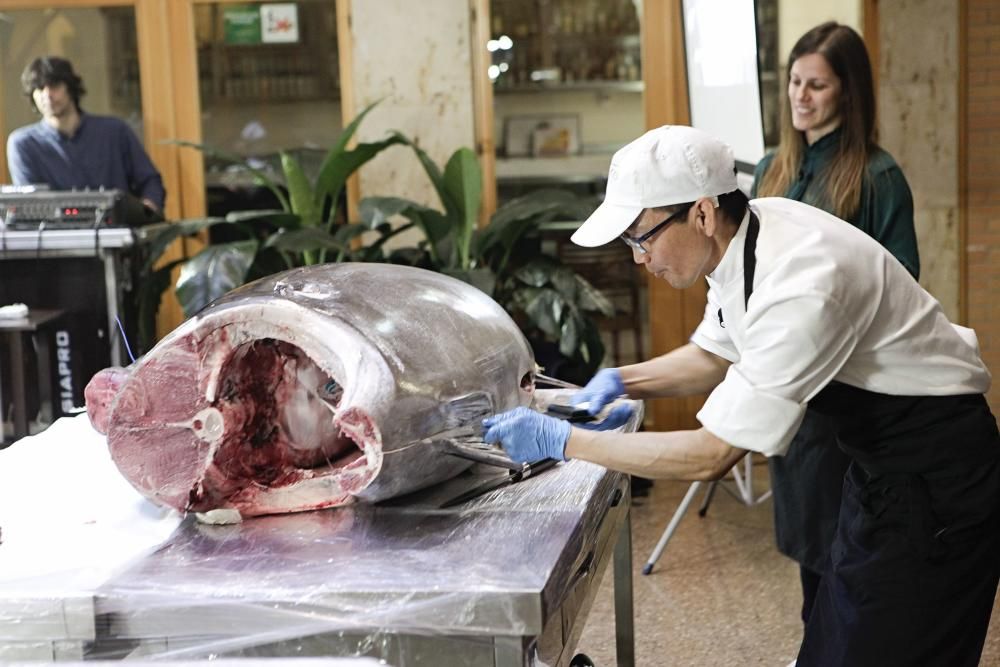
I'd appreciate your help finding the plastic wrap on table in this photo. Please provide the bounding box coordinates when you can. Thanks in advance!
[4,660,384,666]
[0,390,642,665]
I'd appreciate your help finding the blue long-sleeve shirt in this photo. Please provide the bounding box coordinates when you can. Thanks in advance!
[6,113,166,210]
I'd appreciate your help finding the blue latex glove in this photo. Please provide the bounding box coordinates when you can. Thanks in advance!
[483,407,571,463]
[571,368,626,416]
[576,403,633,431]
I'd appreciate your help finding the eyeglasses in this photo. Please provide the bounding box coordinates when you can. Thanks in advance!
[620,204,693,254]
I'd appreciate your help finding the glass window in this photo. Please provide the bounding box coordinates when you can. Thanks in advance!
[489,0,644,204]
[193,0,341,216]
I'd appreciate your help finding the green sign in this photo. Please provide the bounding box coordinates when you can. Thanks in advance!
[223,5,261,44]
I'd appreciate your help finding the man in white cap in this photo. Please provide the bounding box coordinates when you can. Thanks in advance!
[484,125,1000,665]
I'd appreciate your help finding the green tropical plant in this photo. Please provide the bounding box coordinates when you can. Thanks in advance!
[139,115,614,377]
[137,101,406,345]
[361,137,614,376]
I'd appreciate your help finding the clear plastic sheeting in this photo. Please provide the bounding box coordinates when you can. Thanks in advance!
[0,391,641,666]
[4,661,384,667]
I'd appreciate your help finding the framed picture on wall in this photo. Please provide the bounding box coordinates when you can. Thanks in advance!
[503,114,580,157]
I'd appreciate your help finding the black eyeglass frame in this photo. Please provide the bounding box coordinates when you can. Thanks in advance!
[620,203,694,254]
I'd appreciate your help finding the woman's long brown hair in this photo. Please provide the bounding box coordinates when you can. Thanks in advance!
[756,22,876,220]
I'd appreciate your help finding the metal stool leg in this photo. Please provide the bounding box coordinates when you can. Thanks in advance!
[644,454,773,574]
[9,332,28,439]
[697,480,720,517]
[642,481,702,575]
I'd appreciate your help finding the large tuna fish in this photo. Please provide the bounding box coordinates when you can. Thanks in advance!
[86,263,537,520]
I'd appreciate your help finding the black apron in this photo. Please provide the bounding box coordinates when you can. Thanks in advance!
[769,411,850,573]
[741,213,1000,666]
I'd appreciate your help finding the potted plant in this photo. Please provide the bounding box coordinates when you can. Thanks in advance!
[137,102,406,345]
[360,136,614,381]
[140,119,613,380]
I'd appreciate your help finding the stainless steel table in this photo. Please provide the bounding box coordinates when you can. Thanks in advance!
[93,460,634,666]
[0,399,639,666]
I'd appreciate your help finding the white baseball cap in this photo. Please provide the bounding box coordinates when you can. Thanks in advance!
[571,126,738,247]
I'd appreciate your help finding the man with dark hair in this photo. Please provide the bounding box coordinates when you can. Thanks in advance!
[484,125,1000,665]
[6,56,165,213]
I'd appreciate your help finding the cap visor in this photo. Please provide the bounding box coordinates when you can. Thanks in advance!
[570,201,642,247]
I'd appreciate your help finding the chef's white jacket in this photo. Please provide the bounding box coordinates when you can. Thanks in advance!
[693,197,991,457]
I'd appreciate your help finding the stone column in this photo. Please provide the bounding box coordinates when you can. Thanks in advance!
[877,0,960,319]
[343,0,477,211]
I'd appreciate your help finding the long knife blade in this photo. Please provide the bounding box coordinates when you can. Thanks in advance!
[440,458,559,508]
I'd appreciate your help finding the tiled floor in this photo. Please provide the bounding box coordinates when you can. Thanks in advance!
[574,462,1000,666]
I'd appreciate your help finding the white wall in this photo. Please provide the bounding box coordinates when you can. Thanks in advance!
[778,0,862,64]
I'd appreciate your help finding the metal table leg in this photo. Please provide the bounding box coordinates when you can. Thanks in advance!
[8,331,28,439]
[35,326,54,424]
[494,635,522,667]
[102,251,123,367]
[613,507,634,667]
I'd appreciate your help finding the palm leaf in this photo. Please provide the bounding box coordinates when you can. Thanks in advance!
[166,139,290,211]
[175,240,258,316]
[441,147,482,269]
[140,217,224,274]
[280,153,318,225]
[313,135,408,222]
[394,133,461,219]
[263,227,348,253]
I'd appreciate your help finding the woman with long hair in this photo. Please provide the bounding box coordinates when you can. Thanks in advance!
[752,21,919,630]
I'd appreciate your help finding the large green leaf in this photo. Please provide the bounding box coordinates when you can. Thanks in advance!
[359,196,452,262]
[549,264,580,300]
[575,275,615,316]
[444,267,496,297]
[140,217,224,274]
[441,148,482,269]
[224,209,301,229]
[513,260,556,288]
[332,99,380,154]
[281,152,320,264]
[394,133,460,220]
[490,188,585,227]
[263,227,348,253]
[559,313,582,358]
[387,246,429,267]
[280,153,318,225]
[166,139,290,211]
[357,222,416,257]
[332,221,377,245]
[175,240,258,316]
[479,189,598,274]
[359,197,417,227]
[313,135,408,222]
[518,287,564,339]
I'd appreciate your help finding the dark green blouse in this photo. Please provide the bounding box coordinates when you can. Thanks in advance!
[752,130,919,279]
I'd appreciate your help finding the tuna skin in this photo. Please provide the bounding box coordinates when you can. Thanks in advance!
[86,263,536,520]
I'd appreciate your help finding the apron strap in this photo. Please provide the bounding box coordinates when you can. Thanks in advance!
[743,210,760,309]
